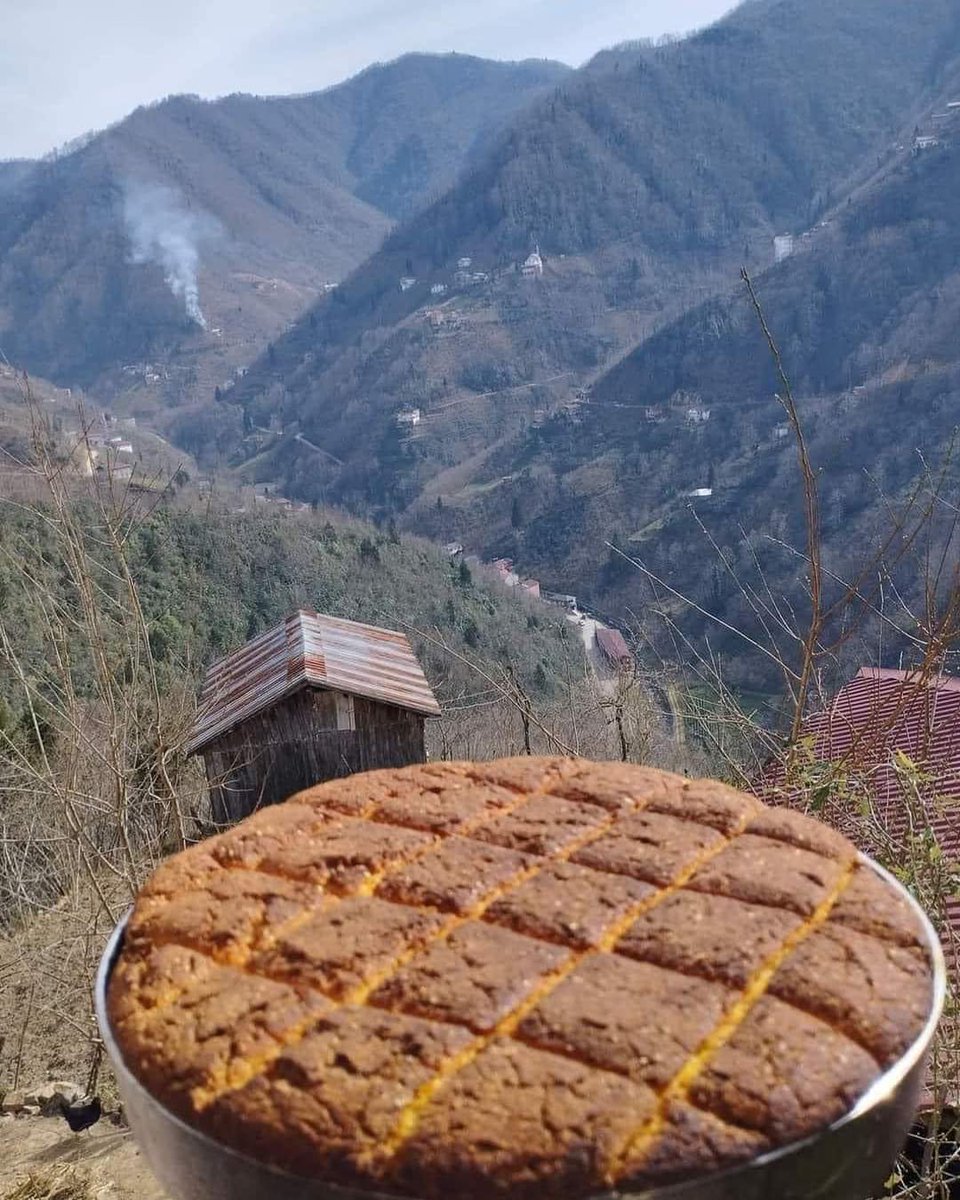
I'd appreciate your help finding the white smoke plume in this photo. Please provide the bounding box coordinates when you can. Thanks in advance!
[122,181,218,329]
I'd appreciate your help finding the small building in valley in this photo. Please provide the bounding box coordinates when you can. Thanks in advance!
[186,609,441,823]
[544,591,578,611]
[492,558,520,587]
[774,233,795,263]
[521,247,544,278]
[396,408,421,427]
[596,627,634,672]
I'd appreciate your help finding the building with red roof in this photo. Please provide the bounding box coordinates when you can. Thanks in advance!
[759,667,960,966]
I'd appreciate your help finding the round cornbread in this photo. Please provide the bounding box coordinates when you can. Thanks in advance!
[108,758,934,1198]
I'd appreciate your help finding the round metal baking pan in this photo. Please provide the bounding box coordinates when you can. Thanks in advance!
[95,856,946,1200]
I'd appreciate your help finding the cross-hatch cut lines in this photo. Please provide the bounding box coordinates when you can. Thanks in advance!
[603,857,858,1184]
[178,775,548,965]
[181,766,582,1109]
[374,806,757,1162]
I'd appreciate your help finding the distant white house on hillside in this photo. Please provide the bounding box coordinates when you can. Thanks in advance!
[457,257,473,269]
[399,276,417,292]
[774,233,795,263]
[396,408,421,427]
[430,283,447,296]
[521,246,544,278]
[914,134,939,151]
[685,407,712,425]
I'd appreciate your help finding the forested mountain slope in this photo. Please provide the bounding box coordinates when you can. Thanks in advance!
[224,0,960,515]
[0,498,580,738]
[472,79,960,689]
[0,54,565,398]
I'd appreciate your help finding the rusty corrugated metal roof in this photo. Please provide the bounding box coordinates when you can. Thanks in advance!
[186,609,440,755]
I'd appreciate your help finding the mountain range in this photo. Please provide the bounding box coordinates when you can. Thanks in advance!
[5,0,960,691]
[220,0,958,493]
[0,53,566,407]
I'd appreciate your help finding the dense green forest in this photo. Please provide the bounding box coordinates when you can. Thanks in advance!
[0,500,579,737]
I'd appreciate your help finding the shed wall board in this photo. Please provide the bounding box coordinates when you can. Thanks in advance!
[203,685,425,824]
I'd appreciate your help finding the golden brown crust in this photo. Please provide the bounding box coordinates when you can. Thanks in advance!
[624,1101,771,1188]
[766,924,933,1063]
[515,955,734,1088]
[393,1040,657,1200]
[616,889,802,987]
[108,757,934,1198]
[688,996,879,1140]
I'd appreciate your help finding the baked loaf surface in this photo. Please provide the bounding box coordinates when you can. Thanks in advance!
[108,758,934,1198]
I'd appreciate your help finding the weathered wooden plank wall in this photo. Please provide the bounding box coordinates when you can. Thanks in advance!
[203,686,426,824]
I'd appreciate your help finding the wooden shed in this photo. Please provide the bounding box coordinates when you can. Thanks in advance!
[185,609,441,824]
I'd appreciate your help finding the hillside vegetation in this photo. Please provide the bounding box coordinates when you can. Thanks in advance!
[493,76,960,691]
[0,500,581,746]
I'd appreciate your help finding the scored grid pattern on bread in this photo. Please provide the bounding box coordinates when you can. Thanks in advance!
[110,758,933,1198]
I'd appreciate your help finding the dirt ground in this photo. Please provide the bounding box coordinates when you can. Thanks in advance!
[1,880,162,1198]
[0,875,137,1109]
[0,1114,167,1199]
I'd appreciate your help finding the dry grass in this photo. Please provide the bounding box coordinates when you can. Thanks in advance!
[2,1166,95,1200]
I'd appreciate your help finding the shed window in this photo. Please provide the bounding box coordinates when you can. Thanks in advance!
[335,692,356,731]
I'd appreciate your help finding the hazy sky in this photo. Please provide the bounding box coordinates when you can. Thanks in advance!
[1,0,735,160]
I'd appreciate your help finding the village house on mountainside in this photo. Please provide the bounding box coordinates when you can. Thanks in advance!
[521,246,544,277]
[185,609,440,823]
[596,627,634,673]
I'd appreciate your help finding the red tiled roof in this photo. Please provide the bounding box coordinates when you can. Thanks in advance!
[759,667,960,959]
[186,609,441,755]
[596,627,632,663]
